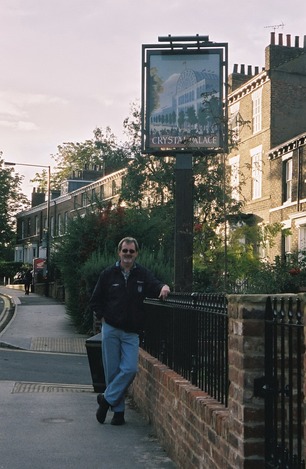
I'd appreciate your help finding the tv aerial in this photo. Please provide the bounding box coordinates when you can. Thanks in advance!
[264,22,285,31]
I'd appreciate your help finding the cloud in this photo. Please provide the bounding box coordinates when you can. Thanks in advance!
[0,91,67,131]
[0,119,38,131]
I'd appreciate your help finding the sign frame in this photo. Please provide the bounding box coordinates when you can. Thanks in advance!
[141,37,228,156]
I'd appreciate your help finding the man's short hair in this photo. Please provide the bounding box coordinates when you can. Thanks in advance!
[118,237,139,252]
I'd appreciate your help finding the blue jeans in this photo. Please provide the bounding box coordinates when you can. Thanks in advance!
[101,322,139,412]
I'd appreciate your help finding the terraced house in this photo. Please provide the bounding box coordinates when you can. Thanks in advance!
[228,31,306,261]
[14,166,125,265]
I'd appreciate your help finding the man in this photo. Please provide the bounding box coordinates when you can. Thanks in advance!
[24,269,33,295]
[89,237,170,425]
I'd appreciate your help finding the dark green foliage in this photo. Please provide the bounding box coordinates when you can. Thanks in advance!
[53,204,174,333]
[193,251,306,295]
[244,254,306,294]
[0,261,27,283]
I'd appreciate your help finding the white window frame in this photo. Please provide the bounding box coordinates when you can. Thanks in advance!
[252,88,262,134]
[282,152,293,203]
[251,145,262,200]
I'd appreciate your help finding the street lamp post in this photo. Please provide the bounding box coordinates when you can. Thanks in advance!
[4,161,51,296]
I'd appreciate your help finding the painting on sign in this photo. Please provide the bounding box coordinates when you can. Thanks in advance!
[144,49,224,153]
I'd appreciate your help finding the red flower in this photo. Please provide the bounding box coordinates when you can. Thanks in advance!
[194,223,203,233]
[289,267,301,276]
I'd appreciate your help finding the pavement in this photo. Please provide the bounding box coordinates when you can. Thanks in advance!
[0,285,177,469]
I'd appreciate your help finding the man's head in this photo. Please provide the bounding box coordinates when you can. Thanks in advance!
[118,237,139,269]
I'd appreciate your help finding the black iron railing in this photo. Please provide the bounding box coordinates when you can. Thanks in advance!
[142,292,228,406]
[264,297,305,469]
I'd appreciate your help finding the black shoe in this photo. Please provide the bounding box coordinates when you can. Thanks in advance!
[111,412,125,426]
[96,394,109,424]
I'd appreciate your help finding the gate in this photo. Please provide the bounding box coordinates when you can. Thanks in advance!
[255,296,305,468]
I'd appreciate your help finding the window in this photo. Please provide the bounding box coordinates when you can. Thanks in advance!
[282,153,293,203]
[251,145,262,200]
[112,180,117,196]
[27,218,31,236]
[64,211,68,233]
[57,214,62,236]
[299,226,306,253]
[81,192,87,207]
[35,216,39,235]
[284,233,291,255]
[229,155,240,201]
[285,159,292,202]
[229,103,240,144]
[50,216,54,238]
[252,88,262,134]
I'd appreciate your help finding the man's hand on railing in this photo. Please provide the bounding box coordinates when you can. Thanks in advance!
[159,285,170,300]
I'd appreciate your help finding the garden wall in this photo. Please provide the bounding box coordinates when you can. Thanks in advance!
[130,294,305,468]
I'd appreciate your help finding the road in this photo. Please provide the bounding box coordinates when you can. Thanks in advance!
[0,348,92,385]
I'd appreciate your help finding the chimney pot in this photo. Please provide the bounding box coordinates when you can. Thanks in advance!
[295,36,300,47]
[278,33,283,46]
[247,65,252,75]
[240,64,245,74]
[286,34,291,47]
[255,66,259,75]
[271,32,275,45]
[233,64,238,73]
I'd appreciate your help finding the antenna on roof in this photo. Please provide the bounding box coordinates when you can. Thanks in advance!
[264,22,285,31]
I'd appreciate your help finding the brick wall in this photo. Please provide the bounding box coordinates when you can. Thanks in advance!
[130,295,277,469]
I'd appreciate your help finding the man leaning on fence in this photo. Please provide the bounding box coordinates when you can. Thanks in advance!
[89,236,170,425]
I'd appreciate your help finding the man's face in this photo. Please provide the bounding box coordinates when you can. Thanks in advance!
[118,241,138,269]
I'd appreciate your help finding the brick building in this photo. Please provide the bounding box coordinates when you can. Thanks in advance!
[14,166,126,265]
[269,132,306,259]
[228,32,306,260]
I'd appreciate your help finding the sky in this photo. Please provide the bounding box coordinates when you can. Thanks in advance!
[1,0,306,196]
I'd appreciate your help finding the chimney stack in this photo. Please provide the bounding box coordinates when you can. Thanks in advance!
[278,33,283,46]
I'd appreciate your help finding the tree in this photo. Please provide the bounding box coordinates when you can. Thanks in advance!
[0,153,30,260]
[31,127,129,191]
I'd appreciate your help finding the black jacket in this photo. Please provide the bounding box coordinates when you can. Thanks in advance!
[89,261,165,333]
